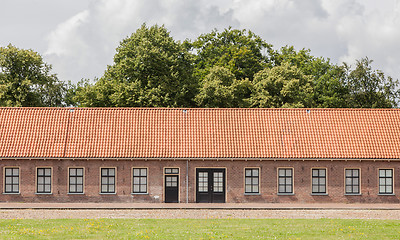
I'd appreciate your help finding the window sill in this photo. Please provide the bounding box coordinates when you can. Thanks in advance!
[3,192,20,195]
[378,193,395,196]
[278,193,294,196]
[68,193,85,195]
[131,192,149,195]
[311,193,328,196]
[244,193,260,196]
[99,192,116,195]
[35,193,52,195]
[345,193,362,196]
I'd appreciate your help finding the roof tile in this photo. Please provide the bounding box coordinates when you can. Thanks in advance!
[1,108,400,159]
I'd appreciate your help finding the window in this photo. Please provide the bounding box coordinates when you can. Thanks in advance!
[37,168,51,194]
[69,168,84,194]
[198,172,208,192]
[165,168,179,174]
[379,169,393,194]
[245,168,259,193]
[101,168,115,193]
[4,167,19,193]
[133,168,147,193]
[213,172,224,193]
[278,168,293,194]
[345,169,360,194]
[165,175,178,188]
[312,169,326,194]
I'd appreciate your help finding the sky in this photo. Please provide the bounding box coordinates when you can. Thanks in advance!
[1,0,400,84]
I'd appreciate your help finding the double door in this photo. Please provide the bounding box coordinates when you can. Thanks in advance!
[196,168,226,203]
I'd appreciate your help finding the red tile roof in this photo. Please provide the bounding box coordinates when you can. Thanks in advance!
[0,108,399,159]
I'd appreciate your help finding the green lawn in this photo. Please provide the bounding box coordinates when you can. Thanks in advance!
[0,218,399,239]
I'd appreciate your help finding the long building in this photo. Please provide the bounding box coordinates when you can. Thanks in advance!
[0,107,399,203]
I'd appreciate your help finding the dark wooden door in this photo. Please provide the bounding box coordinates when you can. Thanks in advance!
[196,169,225,203]
[165,175,179,203]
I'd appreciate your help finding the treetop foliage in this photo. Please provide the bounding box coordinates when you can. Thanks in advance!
[0,44,66,107]
[190,27,271,82]
[72,24,196,107]
[2,25,399,108]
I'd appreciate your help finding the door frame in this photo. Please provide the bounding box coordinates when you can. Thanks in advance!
[163,167,180,203]
[194,167,227,203]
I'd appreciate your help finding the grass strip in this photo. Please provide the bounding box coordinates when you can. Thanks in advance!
[0,218,399,239]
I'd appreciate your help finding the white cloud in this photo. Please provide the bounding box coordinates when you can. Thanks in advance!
[44,0,237,82]
[334,0,400,77]
[231,0,400,79]
[43,0,400,83]
[46,10,90,56]
[0,0,92,53]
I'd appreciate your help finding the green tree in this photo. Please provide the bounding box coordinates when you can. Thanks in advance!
[75,24,196,107]
[271,46,349,108]
[191,28,272,81]
[195,66,252,108]
[343,57,399,108]
[65,79,101,107]
[250,62,314,108]
[313,66,349,108]
[0,44,66,107]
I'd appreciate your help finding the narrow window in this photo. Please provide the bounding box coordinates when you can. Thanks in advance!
[4,167,19,193]
[278,168,293,194]
[245,168,259,194]
[37,168,51,194]
[133,168,147,193]
[213,172,224,193]
[345,169,360,194]
[312,169,326,194]
[379,169,393,194]
[101,168,115,193]
[69,168,84,194]
[198,172,208,192]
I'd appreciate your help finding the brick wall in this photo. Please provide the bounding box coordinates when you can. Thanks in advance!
[0,159,399,203]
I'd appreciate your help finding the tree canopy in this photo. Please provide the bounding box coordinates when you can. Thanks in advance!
[73,24,196,107]
[0,44,66,107]
[250,62,314,108]
[343,58,399,108]
[195,66,252,108]
[3,25,399,108]
[191,28,271,82]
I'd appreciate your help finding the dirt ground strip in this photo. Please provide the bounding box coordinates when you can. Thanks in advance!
[1,209,400,219]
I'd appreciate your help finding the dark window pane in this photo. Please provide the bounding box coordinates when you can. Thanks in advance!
[245,168,259,193]
[312,168,326,194]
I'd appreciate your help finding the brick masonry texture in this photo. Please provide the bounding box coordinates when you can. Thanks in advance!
[1,159,399,203]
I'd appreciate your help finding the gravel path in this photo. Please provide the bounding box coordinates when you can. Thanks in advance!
[1,209,400,219]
